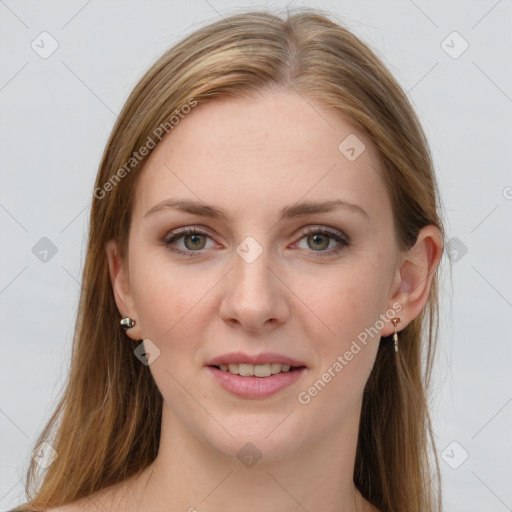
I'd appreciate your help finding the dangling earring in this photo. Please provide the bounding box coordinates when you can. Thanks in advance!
[120,317,136,330]
[391,317,401,353]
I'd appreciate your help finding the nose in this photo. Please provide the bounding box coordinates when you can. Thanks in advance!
[219,243,290,333]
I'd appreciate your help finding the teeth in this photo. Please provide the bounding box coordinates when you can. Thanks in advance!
[218,363,293,376]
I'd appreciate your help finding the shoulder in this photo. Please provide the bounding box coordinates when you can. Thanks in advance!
[39,481,131,512]
[44,498,105,511]
[8,500,96,512]
[12,467,148,512]
[6,509,77,512]
[45,506,80,511]
[41,502,94,512]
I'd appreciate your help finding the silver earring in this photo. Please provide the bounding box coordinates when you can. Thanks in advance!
[120,317,136,330]
[391,317,401,353]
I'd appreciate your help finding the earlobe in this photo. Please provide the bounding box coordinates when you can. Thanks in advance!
[105,239,142,340]
[383,225,444,336]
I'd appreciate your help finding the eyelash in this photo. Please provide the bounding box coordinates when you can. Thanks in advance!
[162,226,350,258]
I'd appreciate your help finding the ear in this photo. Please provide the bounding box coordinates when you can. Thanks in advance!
[382,225,444,336]
[105,239,143,340]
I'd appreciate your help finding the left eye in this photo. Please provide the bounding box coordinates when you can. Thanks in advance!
[295,228,348,253]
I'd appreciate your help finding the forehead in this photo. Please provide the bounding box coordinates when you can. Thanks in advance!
[132,90,391,224]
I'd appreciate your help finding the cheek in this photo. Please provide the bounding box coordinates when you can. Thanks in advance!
[304,264,386,345]
[129,251,200,336]
[297,263,388,399]
[128,259,212,397]
[297,285,379,422]
[131,269,179,339]
[128,254,225,376]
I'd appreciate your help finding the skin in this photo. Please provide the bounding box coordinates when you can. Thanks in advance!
[56,89,443,512]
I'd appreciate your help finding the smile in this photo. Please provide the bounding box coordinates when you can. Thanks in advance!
[206,365,307,399]
[213,362,303,377]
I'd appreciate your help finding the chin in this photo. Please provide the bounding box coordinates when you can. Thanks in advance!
[198,416,309,464]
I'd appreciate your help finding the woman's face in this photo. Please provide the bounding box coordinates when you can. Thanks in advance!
[112,90,406,460]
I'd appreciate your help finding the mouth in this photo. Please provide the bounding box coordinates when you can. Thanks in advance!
[206,364,308,399]
[208,363,307,377]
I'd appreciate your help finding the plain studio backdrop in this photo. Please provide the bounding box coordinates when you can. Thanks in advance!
[1,1,511,511]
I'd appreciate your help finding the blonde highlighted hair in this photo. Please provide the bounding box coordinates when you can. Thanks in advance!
[17,8,444,512]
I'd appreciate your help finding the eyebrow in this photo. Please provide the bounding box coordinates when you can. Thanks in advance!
[144,198,369,220]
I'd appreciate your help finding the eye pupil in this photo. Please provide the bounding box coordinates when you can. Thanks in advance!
[185,234,205,249]
[308,234,329,250]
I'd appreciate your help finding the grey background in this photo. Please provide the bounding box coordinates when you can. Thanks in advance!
[1,1,511,510]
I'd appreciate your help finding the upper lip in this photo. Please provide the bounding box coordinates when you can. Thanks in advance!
[205,352,307,368]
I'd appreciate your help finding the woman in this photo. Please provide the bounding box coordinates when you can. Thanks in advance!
[12,8,445,512]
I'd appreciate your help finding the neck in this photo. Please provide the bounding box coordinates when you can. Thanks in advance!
[125,401,373,512]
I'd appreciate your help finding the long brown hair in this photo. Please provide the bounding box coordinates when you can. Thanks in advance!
[17,8,445,512]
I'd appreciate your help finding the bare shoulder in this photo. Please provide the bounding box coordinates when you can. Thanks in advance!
[38,464,152,512]
[43,490,113,512]
[45,506,76,511]
[43,477,138,512]
[7,506,80,512]
[7,505,85,512]
[44,500,91,512]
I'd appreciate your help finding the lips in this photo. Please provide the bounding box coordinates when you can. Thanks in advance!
[204,351,308,368]
[206,365,307,398]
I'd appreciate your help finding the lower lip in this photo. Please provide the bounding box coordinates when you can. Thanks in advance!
[206,366,307,399]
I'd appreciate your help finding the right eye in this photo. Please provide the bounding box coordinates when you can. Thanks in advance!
[162,227,216,256]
